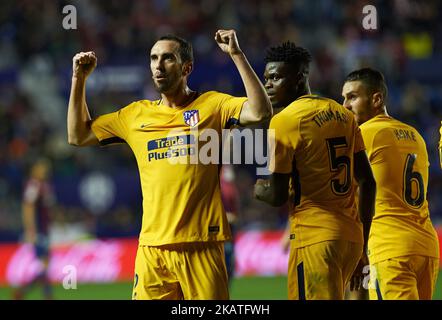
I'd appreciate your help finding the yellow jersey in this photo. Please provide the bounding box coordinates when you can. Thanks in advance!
[269,95,365,248]
[361,115,439,263]
[91,91,246,246]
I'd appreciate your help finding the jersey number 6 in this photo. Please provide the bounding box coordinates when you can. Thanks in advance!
[403,153,425,208]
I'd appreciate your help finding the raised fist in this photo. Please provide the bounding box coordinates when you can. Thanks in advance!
[215,29,243,56]
[72,51,97,79]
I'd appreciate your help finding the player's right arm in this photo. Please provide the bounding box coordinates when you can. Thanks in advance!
[67,51,99,146]
[254,114,293,206]
[254,174,290,206]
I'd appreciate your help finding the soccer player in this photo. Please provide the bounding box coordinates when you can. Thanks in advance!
[342,68,440,300]
[67,30,272,300]
[254,42,376,300]
[13,158,55,300]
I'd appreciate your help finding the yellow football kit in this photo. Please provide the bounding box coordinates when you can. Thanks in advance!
[360,115,440,300]
[269,95,365,300]
[132,242,228,300]
[91,91,246,299]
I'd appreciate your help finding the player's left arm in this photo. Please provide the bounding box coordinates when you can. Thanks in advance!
[354,150,376,251]
[254,173,290,207]
[349,149,376,291]
[215,29,272,125]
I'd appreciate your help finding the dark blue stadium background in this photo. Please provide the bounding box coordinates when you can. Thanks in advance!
[0,0,441,242]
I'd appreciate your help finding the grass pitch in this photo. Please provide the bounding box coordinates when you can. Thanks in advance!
[0,273,440,300]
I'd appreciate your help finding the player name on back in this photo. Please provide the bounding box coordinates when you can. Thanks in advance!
[312,108,349,128]
[393,128,417,142]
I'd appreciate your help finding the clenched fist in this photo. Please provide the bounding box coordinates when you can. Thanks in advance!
[72,51,97,79]
[253,178,269,200]
[215,29,243,56]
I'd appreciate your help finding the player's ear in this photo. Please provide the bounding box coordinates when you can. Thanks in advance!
[372,92,383,110]
[182,61,193,77]
[294,72,307,93]
[296,66,309,84]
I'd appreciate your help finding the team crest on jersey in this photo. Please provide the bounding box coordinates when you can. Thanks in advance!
[183,110,200,127]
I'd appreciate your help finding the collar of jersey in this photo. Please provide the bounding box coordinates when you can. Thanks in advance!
[155,91,202,110]
[296,94,319,101]
[371,114,392,121]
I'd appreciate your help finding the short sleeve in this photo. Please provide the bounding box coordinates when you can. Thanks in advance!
[91,103,133,145]
[268,114,297,174]
[216,93,247,129]
[361,124,386,165]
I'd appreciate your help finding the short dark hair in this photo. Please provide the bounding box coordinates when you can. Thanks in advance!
[158,34,193,63]
[345,67,388,99]
[265,41,312,73]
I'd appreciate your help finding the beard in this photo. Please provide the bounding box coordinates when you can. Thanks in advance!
[153,80,171,93]
[152,74,181,94]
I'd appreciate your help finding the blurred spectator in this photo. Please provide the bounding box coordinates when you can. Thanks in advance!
[13,158,55,300]
[220,165,240,285]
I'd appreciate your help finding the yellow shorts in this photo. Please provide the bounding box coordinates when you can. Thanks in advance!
[288,240,362,300]
[369,255,439,300]
[132,241,229,300]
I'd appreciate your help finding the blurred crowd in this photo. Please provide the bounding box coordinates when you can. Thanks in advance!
[0,0,441,243]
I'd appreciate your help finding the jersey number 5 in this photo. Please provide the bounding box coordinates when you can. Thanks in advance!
[403,153,425,208]
[326,137,351,195]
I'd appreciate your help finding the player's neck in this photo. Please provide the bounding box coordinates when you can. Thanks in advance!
[296,84,311,99]
[159,87,196,109]
[375,107,389,118]
[305,82,312,95]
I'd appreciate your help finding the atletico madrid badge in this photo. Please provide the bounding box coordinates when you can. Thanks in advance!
[183,110,200,127]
